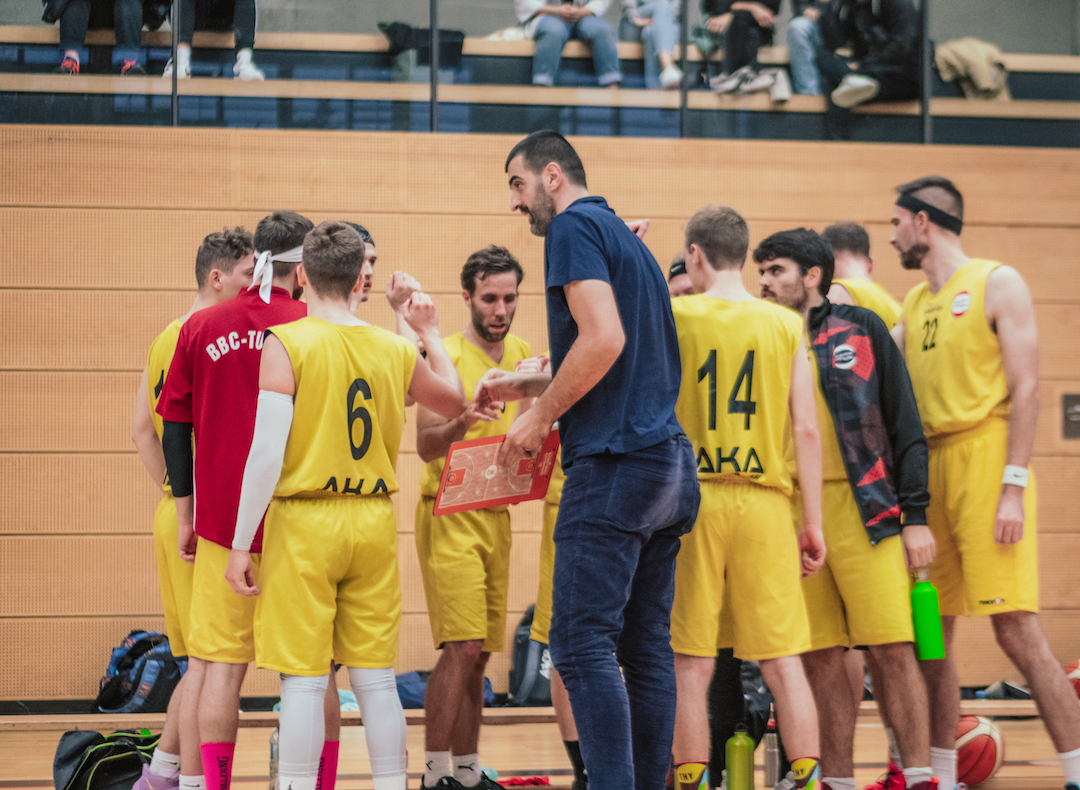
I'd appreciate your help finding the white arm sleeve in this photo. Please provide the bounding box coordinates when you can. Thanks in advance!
[232,390,294,551]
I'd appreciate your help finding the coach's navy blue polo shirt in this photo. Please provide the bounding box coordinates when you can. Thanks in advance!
[544,195,683,467]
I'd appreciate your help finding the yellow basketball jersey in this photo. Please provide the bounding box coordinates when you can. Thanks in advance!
[672,295,803,494]
[545,449,565,505]
[420,332,533,497]
[834,278,902,329]
[901,259,1010,438]
[269,317,418,497]
[146,318,184,494]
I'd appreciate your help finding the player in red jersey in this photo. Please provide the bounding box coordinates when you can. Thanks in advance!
[157,211,336,790]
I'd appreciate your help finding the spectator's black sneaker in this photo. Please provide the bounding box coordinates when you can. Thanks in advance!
[54,56,79,74]
[420,778,466,790]
[119,59,145,75]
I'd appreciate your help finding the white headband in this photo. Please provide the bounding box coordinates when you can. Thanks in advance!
[250,245,304,303]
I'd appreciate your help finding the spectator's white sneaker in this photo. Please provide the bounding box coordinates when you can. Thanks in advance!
[233,49,265,80]
[712,64,754,93]
[737,68,776,94]
[659,64,683,90]
[162,49,190,78]
[770,68,792,102]
[832,73,880,107]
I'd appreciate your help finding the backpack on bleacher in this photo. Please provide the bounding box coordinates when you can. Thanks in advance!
[53,729,160,790]
[94,630,183,714]
[507,605,552,707]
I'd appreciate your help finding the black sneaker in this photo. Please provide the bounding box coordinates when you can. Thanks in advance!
[465,776,505,790]
[54,56,79,74]
[420,778,467,790]
[119,59,145,75]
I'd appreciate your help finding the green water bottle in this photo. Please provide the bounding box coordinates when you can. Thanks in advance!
[911,570,945,660]
[725,723,755,790]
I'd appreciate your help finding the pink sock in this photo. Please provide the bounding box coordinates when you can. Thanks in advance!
[200,742,236,790]
[316,741,340,790]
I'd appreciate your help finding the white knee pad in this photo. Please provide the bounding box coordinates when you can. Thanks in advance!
[278,673,329,780]
[348,667,407,780]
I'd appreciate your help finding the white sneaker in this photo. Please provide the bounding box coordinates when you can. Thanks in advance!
[659,64,682,90]
[831,73,880,107]
[162,50,190,78]
[233,49,264,80]
[737,68,776,94]
[712,64,754,94]
[770,67,792,102]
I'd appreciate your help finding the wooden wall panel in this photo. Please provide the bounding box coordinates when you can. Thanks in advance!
[2,126,1079,700]
[0,454,159,534]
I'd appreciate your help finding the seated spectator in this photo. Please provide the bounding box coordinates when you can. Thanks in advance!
[786,0,827,94]
[163,0,263,79]
[815,0,920,133]
[516,0,623,87]
[55,0,144,75]
[700,0,780,93]
[620,0,682,89]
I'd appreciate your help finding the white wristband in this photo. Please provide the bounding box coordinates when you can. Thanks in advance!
[1002,465,1029,488]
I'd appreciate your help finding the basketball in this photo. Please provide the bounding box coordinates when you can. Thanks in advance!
[1066,660,1080,698]
[956,715,1004,786]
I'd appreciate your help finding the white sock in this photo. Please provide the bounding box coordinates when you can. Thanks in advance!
[279,673,329,783]
[885,727,903,766]
[453,753,481,787]
[930,747,956,790]
[901,766,933,786]
[1058,744,1080,783]
[179,775,204,790]
[348,667,407,787]
[150,749,180,777]
[822,778,855,790]
[425,751,452,786]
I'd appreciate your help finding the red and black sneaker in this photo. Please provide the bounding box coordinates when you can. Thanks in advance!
[119,59,145,75]
[862,760,906,790]
[54,56,79,74]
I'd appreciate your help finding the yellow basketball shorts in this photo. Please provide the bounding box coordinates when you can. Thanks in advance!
[800,480,914,650]
[671,481,811,661]
[255,496,400,675]
[188,537,260,664]
[530,501,559,645]
[415,496,511,651]
[152,494,194,658]
[926,420,1039,617]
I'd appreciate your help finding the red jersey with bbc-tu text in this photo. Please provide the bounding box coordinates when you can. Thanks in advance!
[157,286,306,551]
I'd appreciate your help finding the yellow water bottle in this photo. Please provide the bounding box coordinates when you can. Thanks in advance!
[725,723,755,790]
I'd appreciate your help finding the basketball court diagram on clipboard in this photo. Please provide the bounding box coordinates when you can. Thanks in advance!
[433,429,561,516]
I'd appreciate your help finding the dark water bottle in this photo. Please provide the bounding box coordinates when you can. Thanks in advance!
[725,723,755,790]
[911,570,945,660]
[763,706,779,787]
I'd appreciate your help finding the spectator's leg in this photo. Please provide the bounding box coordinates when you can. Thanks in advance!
[532,15,571,87]
[231,0,263,79]
[163,0,196,77]
[57,0,90,68]
[786,15,821,95]
[574,14,622,87]
[112,0,143,69]
[641,1,679,87]
[723,10,760,74]
[817,50,855,139]
[861,63,920,102]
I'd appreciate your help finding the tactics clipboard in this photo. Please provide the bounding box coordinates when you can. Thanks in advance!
[433,429,561,516]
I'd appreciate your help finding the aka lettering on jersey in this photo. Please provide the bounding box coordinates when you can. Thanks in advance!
[696,446,764,475]
[320,476,390,495]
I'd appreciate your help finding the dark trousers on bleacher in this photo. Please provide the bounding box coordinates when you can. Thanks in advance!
[59,0,142,65]
[817,50,919,139]
[176,0,256,53]
[706,10,774,77]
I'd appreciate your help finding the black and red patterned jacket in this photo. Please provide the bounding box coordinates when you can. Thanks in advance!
[808,299,929,544]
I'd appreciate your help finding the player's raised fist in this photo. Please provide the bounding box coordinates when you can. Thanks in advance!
[402,292,440,336]
[386,271,422,311]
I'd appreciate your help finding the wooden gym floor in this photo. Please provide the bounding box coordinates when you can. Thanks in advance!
[0,714,1067,789]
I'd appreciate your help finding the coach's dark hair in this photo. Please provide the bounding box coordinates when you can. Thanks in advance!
[195,226,253,290]
[754,228,835,297]
[302,221,365,301]
[343,221,375,248]
[895,175,964,223]
[254,210,315,278]
[505,130,587,189]
[822,222,870,257]
[685,206,749,270]
[461,245,524,296]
